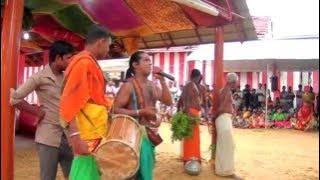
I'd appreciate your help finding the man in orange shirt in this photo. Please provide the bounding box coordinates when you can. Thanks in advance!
[60,25,112,180]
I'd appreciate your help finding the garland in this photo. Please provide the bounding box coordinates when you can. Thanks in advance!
[171,112,199,143]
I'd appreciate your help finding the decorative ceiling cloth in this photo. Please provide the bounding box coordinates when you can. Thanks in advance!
[2,0,259,53]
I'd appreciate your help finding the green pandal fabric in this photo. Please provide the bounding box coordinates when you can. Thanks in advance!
[52,4,95,36]
[25,0,95,37]
[25,0,68,14]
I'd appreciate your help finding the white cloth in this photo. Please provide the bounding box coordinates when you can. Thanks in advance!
[256,88,266,102]
[215,113,235,176]
[106,85,116,95]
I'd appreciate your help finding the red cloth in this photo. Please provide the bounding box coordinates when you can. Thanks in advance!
[183,108,201,163]
[274,121,291,128]
[296,102,314,130]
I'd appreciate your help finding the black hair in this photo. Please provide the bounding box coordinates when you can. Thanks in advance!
[49,41,74,65]
[190,69,201,79]
[113,79,120,87]
[125,51,146,79]
[85,24,111,45]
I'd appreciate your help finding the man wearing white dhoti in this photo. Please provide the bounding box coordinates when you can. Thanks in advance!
[215,73,242,180]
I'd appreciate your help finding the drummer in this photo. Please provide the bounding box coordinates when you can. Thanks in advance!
[60,25,112,180]
[113,51,173,180]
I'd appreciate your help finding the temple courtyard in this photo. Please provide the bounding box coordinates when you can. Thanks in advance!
[14,123,319,180]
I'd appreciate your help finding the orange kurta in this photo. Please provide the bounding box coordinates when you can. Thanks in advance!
[183,108,201,163]
[60,50,108,123]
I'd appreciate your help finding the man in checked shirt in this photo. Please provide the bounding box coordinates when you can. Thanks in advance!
[10,41,75,180]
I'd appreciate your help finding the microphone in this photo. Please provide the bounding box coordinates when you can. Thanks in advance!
[157,71,175,81]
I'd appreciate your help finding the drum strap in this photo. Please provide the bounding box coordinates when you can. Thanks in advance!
[128,78,145,110]
[127,77,163,146]
[131,90,139,120]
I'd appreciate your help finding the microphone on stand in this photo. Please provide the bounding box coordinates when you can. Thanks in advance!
[156,71,175,81]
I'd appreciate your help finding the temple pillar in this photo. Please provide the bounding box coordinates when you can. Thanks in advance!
[1,0,24,179]
[211,27,224,164]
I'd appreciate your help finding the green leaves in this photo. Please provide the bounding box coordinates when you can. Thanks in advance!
[171,112,199,143]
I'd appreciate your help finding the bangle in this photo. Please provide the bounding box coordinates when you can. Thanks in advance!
[69,132,80,138]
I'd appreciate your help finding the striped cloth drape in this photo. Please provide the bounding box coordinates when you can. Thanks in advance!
[21,52,319,104]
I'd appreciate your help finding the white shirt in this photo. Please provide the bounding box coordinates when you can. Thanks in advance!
[256,88,266,102]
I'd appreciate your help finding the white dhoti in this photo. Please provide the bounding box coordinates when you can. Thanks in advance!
[215,113,235,176]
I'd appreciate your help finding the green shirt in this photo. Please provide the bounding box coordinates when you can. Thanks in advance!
[272,113,286,121]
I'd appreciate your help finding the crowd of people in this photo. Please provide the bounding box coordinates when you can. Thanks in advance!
[230,84,319,131]
[124,80,319,132]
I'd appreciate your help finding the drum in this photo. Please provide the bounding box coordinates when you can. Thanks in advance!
[94,115,142,179]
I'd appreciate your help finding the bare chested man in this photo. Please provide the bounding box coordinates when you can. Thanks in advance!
[113,51,173,180]
[177,69,206,175]
[215,73,242,180]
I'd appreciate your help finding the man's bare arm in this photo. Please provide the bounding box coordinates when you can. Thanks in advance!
[217,89,227,115]
[68,119,90,155]
[113,82,138,116]
[177,87,185,111]
[157,80,173,106]
[14,100,45,119]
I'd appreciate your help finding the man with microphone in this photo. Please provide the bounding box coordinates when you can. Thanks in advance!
[113,51,173,180]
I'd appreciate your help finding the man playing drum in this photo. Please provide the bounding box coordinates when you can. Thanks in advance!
[60,25,112,180]
[113,51,173,180]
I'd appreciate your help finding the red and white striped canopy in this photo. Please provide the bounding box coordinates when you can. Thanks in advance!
[21,50,319,104]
